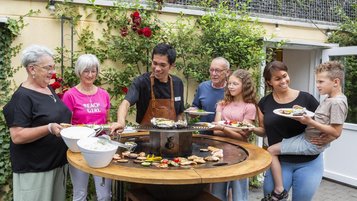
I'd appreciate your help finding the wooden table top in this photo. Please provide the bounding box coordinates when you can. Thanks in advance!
[67,133,271,185]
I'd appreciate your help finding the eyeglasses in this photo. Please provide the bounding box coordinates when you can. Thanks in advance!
[32,64,56,72]
[82,69,97,75]
[209,68,226,74]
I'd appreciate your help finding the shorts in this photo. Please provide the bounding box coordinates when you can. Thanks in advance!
[281,133,329,155]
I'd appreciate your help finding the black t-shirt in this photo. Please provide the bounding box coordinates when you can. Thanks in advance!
[125,72,185,123]
[258,91,319,163]
[3,85,71,173]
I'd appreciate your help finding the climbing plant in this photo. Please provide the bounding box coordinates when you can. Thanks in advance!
[0,10,39,201]
[327,3,357,123]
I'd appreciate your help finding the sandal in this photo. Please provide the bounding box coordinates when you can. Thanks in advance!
[261,189,288,201]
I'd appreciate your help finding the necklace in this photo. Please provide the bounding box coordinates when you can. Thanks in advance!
[49,94,57,103]
[87,94,93,104]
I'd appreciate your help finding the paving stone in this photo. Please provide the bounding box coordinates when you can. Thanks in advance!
[249,179,357,201]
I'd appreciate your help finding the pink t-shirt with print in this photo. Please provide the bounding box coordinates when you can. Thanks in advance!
[216,102,256,122]
[62,87,110,125]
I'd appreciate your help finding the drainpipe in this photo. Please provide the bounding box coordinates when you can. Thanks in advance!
[60,15,74,79]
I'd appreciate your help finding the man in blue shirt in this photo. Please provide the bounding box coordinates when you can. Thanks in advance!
[190,57,230,133]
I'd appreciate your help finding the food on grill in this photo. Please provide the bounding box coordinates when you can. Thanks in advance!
[112,145,225,168]
[193,158,206,164]
[115,159,129,163]
[151,117,175,128]
[150,117,188,128]
[128,153,138,159]
[113,154,121,160]
[145,154,162,162]
[175,119,188,128]
[122,151,131,157]
[141,162,151,167]
[212,149,224,158]
[138,152,146,157]
[133,159,144,164]
[204,156,220,162]
[208,146,220,152]
[187,155,200,160]
[169,160,180,167]
[180,160,197,166]
[137,156,147,160]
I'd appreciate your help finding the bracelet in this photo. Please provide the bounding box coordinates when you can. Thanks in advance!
[48,123,53,134]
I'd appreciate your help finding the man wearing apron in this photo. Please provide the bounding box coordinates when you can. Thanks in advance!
[111,43,184,133]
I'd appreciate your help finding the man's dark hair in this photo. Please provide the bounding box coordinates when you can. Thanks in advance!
[152,43,176,65]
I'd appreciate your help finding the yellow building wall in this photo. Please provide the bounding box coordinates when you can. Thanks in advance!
[0,0,328,115]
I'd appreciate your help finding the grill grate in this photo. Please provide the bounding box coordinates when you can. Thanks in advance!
[134,125,212,132]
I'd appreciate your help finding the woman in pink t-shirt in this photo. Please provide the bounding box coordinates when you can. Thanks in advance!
[211,69,258,201]
[62,54,111,201]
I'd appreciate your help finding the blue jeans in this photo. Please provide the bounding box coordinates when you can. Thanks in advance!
[211,179,248,201]
[263,154,323,201]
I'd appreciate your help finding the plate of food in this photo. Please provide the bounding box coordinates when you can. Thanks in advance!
[273,105,314,118]
[217,120,255,129]
[184,108,214,116]
[194,122,215,128]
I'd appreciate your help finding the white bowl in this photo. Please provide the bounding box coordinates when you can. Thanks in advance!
[77,137,119,168]
[60,127,96,152]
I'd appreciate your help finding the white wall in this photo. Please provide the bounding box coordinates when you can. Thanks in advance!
[323,124,357,187]
[283,49,312,92]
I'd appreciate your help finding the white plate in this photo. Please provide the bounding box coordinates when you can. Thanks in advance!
[273,108,315,118]
[184,110,215,116]
[194,122,215,128]
[217,121,255,129]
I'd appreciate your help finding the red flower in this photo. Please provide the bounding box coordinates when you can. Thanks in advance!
[63,86,70,93]
[57,93,64,99]
[133,16,141,25]
[122,87,128,94]
[131,11,140,19]
[142,27,152,38]
[131,24,138,31]
[51,73,57,79]
[50,81,61,90]
[120,27,128,37]
[137,28,143,35]
[56,77,63,82]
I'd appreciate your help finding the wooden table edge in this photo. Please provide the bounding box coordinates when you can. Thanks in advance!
[67,133,271,184]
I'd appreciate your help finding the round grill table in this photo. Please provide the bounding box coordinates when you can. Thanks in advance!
[67,133,271,200]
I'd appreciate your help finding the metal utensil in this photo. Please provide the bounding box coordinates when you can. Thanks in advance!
[97,135,135,151]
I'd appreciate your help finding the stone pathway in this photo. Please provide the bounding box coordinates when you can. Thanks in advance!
[249,179,357,201]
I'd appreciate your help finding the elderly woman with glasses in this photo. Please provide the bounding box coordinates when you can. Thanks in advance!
[62,54,112,201]
[3,45,72,201]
